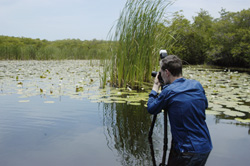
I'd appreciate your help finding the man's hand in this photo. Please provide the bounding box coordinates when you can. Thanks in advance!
[152,73,161,92]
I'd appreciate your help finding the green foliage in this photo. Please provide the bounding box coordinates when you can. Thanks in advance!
[1,6,249,91]
[103,4,250,89]
[166,10,214,64]
[0,36,112,60]
[107,0,173,89]
[167,8,250,68]
[207,9,250,67]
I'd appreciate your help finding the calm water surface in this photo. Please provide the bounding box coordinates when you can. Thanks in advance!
[0,61,249,166]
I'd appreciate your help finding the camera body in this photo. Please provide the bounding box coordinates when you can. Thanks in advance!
[151,50,168,84]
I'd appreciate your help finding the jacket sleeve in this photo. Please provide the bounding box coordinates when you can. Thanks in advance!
[200,83,208,109]
[204,91,208,109]
[147,90,165,115]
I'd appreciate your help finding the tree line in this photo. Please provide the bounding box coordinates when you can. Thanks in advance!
[0,36,111,60]
[0,8,249,68]
[165,8,250,68]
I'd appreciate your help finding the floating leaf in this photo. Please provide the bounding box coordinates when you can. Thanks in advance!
[102,100,114,104]
[128,102,141,106]
[212,107,230,112]
[221,101,239,108]
[90,100,101,103]
[206,110,221,115]
[223,110,245,117]
[40,75,46,79]
[44,101,55,104]
[76,87,84,92]
[209,103,223,109]
[235,118,250,123]
[19,100,30,103]
[1,60,250,121]
[114,100,126,104]
[126,97,141,102]
[235,105,250,113]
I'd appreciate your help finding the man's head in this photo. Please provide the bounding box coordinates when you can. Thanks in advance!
[160,55,182,84]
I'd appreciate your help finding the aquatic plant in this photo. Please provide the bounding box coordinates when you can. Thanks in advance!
[0,60,250,123]
[107,0,173,89]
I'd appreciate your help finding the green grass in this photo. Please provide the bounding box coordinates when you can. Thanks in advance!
[105,0,174,89]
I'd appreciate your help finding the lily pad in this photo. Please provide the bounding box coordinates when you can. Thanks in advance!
[234,105,250,113]
[90,100,101,103]
[1,60,250,121]
[18,100,30,103]
[113,100,126,104]
[220,101,239,108]
[102,100,114,104]
[209,103,223,109]
[126,98,141,102]
[128,102,141,106]
[235,118,250,123]
[206,110,221,115]
[211,107,230,112]
[223,110,245,117]
[44,101,55,104]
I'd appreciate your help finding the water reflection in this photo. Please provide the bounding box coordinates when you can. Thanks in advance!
[214,115,250,135]
[101,102,250,166]
[1,61,250,165]
[102,102,165,165]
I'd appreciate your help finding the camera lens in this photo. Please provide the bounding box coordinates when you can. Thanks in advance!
[151,71,157,77]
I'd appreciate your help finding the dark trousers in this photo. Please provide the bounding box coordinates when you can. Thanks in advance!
[167,145,210,166]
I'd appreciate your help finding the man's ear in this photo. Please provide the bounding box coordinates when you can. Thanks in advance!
[165,69,170,76]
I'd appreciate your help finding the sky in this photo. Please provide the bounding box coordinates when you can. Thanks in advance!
[0,0,249,41]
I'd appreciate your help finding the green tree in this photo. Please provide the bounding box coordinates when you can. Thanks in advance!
[208,9,250,67]
[166,10,213,64]
[0,36,112,60]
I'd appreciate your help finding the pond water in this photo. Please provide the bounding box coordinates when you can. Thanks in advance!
[0,60,249,166]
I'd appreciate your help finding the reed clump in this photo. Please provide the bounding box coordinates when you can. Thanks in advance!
[106,0,173,89]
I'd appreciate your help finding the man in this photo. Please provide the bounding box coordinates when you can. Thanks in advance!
[147,55,212,166]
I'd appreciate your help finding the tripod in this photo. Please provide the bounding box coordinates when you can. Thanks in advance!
[149,49,169,165]
[148,109,168,166]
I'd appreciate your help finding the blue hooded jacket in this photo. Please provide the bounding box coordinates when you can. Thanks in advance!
[147,78,212,153]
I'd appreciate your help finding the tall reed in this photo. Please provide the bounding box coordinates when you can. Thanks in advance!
[107,0,173,89]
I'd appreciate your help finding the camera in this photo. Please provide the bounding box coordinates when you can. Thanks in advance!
[151,50,168,84]
[159,50,168,59]
[151,71,163,83]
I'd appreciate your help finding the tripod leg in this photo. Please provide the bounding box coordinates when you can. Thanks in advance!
[148,114,157,139]
[161,110,168,166]
[148,114,158,166]
[148,136,157,166]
